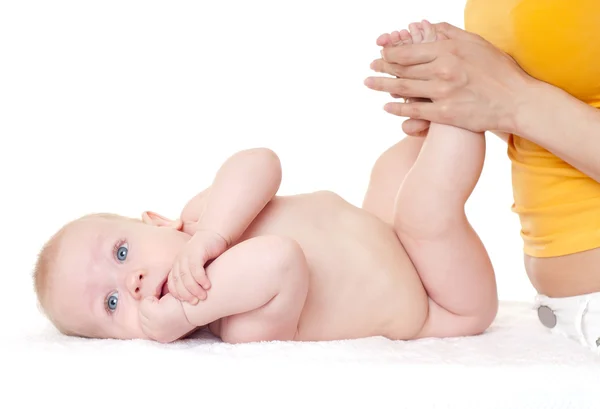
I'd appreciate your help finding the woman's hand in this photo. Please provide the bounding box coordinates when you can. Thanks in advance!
[365,22,534,135]
[374,27,432,137]
[367,21,600,183]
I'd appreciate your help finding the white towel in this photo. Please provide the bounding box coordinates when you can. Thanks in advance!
[5,301,600,409]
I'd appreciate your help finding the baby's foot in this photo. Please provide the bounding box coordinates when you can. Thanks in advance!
[382,28,412,46]
[377,20,447,47]
[380,20,445,99]
[406,20,448,44]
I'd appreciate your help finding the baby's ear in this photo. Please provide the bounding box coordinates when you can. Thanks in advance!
[141,211,183,231]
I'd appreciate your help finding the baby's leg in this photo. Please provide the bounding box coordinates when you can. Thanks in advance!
[363,24,430,223]
[181,235,309,343]
[362,136,424,224]
[393,22,497,338]
[362,23,444,223]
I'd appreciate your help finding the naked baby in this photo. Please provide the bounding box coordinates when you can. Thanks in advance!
[34,22,498,344]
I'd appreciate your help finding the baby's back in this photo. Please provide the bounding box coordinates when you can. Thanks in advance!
[239,191,429,341]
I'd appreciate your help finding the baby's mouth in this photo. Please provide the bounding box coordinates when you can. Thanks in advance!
[160,279,170,298]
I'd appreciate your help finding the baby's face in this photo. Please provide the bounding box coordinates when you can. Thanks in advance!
[49,215,189,339]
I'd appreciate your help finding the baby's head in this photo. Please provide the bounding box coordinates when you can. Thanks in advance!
[34,211,189,340]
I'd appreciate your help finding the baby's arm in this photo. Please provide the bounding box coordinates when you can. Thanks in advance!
[168,148,283,303]
[144,236,308,343]
[182,235,308,342]
[193,147,282,245]
[179,187,211,234]
[139,292,197,344]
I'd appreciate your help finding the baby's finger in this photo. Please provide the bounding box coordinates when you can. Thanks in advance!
[139,297,164,340]
[175,259,200,305]
[139,296,159,320]
[190,269,209,301]
[172,263,197,304]
[167,266,183,301]
[180,259,205,302]
[192,265,211,291]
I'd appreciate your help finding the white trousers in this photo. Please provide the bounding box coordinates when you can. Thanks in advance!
[534,292,600,355]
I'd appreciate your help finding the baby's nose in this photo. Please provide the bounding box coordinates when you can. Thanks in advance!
[126,270,147,300]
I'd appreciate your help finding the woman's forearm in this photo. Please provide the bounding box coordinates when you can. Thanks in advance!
[514,79,600,182]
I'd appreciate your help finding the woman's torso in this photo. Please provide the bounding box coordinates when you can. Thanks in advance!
[465,0,600,296]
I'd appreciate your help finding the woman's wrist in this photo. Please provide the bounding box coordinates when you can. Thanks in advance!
[511,78,556,140]
[493,69,542,137]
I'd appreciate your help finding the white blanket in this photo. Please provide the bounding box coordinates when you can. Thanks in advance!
[6,301,600,409]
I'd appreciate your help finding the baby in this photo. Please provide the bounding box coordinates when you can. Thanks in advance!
[33,22,498,344]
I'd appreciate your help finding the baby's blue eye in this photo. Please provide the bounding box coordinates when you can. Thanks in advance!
[116,244,128,261]
[107,292,118,311]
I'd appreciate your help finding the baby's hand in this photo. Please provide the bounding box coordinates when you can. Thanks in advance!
[167,230,229,305]
[139,295,195,343]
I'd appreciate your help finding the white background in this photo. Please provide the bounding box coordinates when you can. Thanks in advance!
[0,0,532,339]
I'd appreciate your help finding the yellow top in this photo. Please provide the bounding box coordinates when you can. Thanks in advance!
[464,0,600,257]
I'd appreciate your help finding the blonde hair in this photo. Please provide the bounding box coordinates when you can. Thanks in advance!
[33,222,71,334]
[33,212,138,336]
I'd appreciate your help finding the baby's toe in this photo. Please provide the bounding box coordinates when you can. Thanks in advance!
[408,23,423,43]
[390,30,402,45]
[421,19,437,42]
[399,29,412,44]
[376,32,392,46]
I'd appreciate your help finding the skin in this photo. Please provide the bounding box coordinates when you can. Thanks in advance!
[365,20,600,298]
[49,213,190,339]
[50,23,497,344]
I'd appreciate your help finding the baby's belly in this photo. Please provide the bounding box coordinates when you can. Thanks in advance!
[244,191,429,341]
